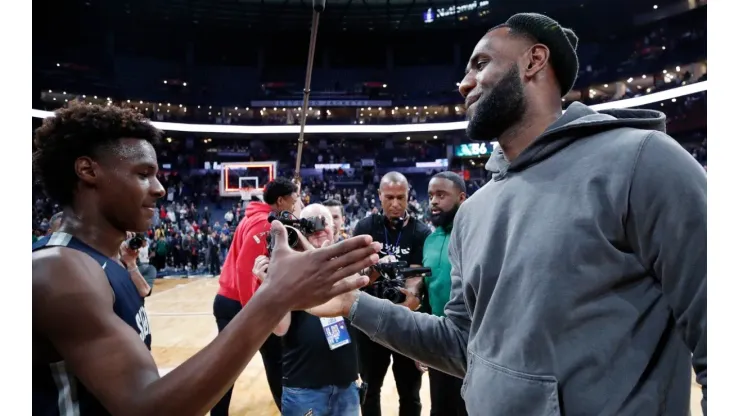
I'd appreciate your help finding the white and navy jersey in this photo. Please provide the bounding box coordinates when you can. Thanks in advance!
[32,232,151,416]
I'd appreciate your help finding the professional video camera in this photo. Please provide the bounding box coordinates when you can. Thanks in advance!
[364,260,431,304]
[265,210,327,255]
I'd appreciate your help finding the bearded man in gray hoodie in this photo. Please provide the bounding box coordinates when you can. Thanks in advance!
[309,12,707,416]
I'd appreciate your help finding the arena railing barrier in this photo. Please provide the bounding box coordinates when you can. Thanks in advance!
[30,81,706,135]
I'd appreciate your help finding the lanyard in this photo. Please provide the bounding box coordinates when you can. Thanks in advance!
[383,226,403,254]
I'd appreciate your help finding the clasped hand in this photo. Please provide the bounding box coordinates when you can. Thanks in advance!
[258,221,382,311]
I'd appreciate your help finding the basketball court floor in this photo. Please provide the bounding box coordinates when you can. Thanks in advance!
[147,278,703,415]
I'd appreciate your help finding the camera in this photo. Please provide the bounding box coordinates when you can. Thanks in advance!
[265,210,327,255]
[127,234,146,251]
[364,260,431,304]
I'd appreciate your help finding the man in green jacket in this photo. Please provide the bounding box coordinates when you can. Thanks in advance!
[422,171,468,416]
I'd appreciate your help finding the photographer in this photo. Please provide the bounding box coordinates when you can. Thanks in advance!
[351,172,431,416]
[212,177,300,415]
[119,232,154,298]
[261,204,362,415]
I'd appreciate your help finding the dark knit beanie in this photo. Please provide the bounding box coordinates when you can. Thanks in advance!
[498,13,580,96]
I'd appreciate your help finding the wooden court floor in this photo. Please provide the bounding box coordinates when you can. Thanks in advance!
[147,278,703,416]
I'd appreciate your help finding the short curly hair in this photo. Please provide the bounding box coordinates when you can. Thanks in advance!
[263,177,298,205]
[32,101,163,206]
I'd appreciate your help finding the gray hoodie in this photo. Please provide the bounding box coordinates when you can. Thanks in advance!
[350,102,707,415]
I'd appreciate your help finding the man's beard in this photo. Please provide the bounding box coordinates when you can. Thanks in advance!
[430,204,460,228]
[466,63,527,142]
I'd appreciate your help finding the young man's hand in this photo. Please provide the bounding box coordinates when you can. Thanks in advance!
[261,221,381,311]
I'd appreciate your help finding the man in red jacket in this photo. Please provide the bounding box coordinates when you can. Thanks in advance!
[211,177,299,415]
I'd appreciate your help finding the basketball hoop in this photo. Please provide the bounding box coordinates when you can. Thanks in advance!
[239,189,251,201]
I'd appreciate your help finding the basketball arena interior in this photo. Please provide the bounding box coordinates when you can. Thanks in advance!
[32,0,707,414]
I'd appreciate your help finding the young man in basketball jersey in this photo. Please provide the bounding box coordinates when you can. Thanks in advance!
[32,102,382,416]
[351,172,431,416]
[212,177,300,415]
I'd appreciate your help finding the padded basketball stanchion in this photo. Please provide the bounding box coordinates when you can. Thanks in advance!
[294,0,326,185]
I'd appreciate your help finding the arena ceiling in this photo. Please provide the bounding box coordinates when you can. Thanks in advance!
[48,0,669,34]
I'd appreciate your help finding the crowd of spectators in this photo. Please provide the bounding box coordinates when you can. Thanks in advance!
[32,117,707,279]
[36,8,706,128]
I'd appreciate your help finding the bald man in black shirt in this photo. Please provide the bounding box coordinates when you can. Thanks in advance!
[352,172,431,416]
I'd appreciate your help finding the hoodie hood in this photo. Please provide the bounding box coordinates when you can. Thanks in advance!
[485,102,666,180]
[245,201,272,218]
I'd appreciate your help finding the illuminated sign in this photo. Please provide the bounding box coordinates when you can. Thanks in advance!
[436,1,489,18]
[455,141,498,158]
[315,163,351,170]
[423,8,435,23]
[416,159,449,168]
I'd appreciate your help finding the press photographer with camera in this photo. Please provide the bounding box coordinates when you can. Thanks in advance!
[351,172,431,416]
[258,204,363,415]
[212,177,300,415]
[119,232,154,298]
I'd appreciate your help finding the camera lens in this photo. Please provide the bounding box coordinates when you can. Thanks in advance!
[383,287,406,304]
[287,228,299,248]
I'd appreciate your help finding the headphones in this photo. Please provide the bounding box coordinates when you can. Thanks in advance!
[375,209,408,231]
[373,210,416,258]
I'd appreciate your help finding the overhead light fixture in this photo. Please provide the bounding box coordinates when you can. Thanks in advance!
[30,82,708,134]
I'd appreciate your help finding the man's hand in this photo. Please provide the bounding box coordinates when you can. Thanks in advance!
[252,255,269,282]
[261,221,381,311]
[415,361,428,372]
[399,288,421,311]
[306,287,360,318]
[362,254,396,283]
[379,255,397,264]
